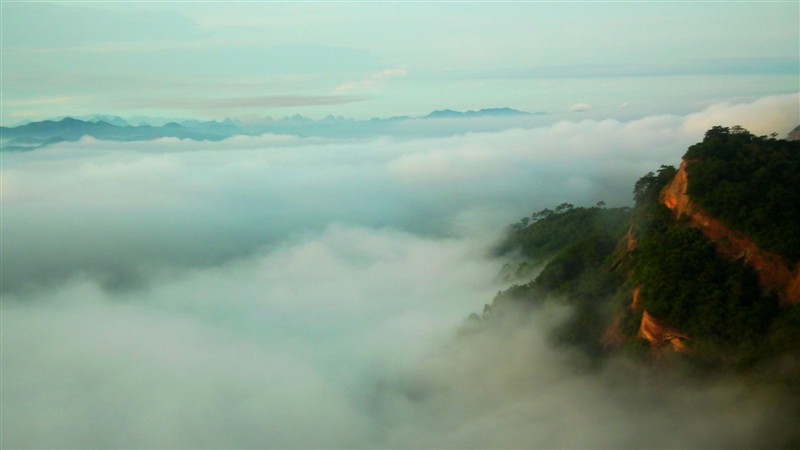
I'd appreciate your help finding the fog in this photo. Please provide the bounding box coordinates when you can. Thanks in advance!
[2,94,798,448]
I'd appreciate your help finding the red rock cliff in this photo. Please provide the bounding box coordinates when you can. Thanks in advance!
[660,161,800,304]
[638,310,689,351]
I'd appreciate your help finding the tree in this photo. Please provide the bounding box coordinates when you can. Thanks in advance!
[555,202,574,213]
[633,165,676,206]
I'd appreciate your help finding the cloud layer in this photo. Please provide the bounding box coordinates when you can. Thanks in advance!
[3,225,503,448]
[2,94,799,447]
[137,94,368,110]
[335,68,408,94]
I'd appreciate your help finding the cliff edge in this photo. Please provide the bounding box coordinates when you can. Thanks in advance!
[660,161,800,304]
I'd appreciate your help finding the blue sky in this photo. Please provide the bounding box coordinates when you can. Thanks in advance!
[1,1,798,124]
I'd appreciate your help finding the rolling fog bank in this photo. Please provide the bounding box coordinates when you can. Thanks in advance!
[2,94,798,448]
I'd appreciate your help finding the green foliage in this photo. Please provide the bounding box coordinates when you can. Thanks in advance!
[684,126,800,261]
[546,240,628,358]
[630,203,778,348]
[534,235,618,293]
[496,204,631,260]
[488,205,631,357]
[633,165,677,206]
[763,304,800,356]
[490,283,539,307]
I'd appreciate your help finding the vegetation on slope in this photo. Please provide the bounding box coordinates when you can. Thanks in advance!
[481,127,800,368]
[485,204,632,357]
[495,202,630,260]
[627,165,779,355]
[684,126,800,261]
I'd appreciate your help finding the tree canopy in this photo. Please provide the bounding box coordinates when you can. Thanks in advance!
[684,126,800,261]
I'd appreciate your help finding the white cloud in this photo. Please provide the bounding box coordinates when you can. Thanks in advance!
[5,94,798,295]
[2,94,798,447]
[6,94,797,294]
[682,92,799,137]
[1,224,503,448]
[4,223,792,448]
[569,102,592,112]
[334,68,408,94]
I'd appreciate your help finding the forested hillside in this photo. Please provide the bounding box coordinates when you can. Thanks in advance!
[684,126,800,261]
[481,126,800,371]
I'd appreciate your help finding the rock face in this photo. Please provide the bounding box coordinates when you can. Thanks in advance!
[628,288,689,352]
[660,161,800,304]
[637,310,689,351]
[788,125,800,141]
[624,226,637,252]
[630,286,642,310]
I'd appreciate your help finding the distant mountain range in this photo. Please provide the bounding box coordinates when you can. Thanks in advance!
[0,108,543,151]
[424,107,533,119]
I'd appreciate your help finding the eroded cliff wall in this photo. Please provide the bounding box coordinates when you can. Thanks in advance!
[660,161,800,304]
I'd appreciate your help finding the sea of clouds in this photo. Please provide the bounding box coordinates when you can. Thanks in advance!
[2,93,798,448]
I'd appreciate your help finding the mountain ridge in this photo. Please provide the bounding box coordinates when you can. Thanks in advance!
[484,126,800,371]
[0,107,542,151]
[661,160,800,304]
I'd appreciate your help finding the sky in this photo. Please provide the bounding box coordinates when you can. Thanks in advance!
[2,1,800,448]
[1,1,798,124]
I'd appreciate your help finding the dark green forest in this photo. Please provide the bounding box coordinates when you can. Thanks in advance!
[684,126,800,261]
[486,204,632,357]
[628,165,779,356]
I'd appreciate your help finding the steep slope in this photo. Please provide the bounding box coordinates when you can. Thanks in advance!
[484,126,799,368]
[788,124,800,141]
[625,127,799,358]
[637,311,690,351]
[661,161,800,304]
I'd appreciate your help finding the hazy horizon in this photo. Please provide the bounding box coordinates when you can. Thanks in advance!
[2,2,798,125]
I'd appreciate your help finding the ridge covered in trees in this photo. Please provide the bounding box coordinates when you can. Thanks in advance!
[684,126,800,261]
[479,126,800,369]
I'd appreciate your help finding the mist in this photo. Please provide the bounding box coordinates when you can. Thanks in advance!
[2,94,799,448]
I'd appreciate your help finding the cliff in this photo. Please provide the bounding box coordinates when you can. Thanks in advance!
[489,128,799,364]
[660,161,800,305]
[603,287,689,353]
[788,124,800,141]
[637,310,690,351]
